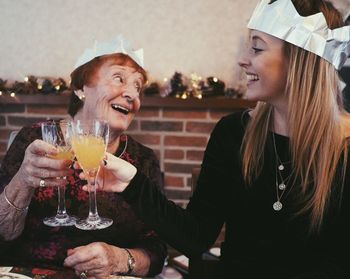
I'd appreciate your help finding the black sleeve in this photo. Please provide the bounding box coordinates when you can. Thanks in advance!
[121,117,236,257]
[127,141,168,276]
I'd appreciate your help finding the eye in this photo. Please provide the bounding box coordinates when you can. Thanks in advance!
[134,82,142,93]
[113,74,123,84]
[252,47,263,54]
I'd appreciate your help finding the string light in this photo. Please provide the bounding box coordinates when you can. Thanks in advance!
[24,76,29,82]
[10,92,15,98]
[0,91,2,96]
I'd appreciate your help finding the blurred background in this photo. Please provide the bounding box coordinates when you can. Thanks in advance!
[0,0,259,88]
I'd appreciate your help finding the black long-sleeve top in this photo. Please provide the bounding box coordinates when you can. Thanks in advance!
[121,110,350,278]
[0,122,167,276]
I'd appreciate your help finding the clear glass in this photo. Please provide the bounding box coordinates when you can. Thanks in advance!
[71,119,113,230]
[41,120,77,227]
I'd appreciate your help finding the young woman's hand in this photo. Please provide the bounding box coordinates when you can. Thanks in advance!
[77,152,137,193]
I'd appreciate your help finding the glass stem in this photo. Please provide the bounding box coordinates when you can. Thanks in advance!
[56,184,68,219]
[87,174,99,222]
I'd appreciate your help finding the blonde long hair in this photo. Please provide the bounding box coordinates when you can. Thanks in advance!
[241,0,350,233]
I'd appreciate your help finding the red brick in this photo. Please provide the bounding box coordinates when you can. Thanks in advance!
[186,122,215,134]
[164,136,207,147]
[0,142,7,153]
[137,108,159,117]
[164,175,185,188]
[0,116,5,126]
[8,116,47,127]
[130,134,160,145]
[165,149,184,160]
[0,129,14,140]
[27,104,68,115]
[141,121,183,132]
[0,104,25,113]
[164,162,200,174]
[187,150,204,161]
[186,177,192,187]
[163,109,207,119]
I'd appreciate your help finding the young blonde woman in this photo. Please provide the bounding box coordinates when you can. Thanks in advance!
[80,1,350,278]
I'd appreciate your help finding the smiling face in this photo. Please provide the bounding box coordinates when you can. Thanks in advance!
[79,55,145,134]
[238,30,289,107]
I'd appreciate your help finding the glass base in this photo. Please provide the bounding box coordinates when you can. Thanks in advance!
[75,217,113,230]
[43,215,78,227]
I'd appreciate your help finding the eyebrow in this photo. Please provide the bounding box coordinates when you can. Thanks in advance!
[252,35,266,43]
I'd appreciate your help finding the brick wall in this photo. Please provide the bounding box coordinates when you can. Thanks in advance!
[0,97,252,204]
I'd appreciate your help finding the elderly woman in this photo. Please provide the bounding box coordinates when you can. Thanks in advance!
[0,36,167,278]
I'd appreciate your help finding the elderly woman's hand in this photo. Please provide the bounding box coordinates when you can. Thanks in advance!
[63,242,129,279]
[77,152,137,193]
[15,139,73,189]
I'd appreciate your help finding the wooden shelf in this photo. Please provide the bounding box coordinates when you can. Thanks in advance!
[0,93,256,109]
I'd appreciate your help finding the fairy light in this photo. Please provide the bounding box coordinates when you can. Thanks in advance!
[37,84,42,90]
[10,92,15,98]
[213,77,218,82]
[0,91,2,96]
[55,85,60,91]
[24,76,29,82]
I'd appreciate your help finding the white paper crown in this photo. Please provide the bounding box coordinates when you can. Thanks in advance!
[74,35,144,69]
[248,0,350,70]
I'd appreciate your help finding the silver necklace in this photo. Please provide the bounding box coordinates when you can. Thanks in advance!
[272,132,291,211]
[117,135,128,158]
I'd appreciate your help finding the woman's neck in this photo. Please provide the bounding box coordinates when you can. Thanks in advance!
[272,107,288,136]
[107,130,121,154]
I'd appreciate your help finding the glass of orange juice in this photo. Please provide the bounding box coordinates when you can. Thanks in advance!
[71,119,112,230]
[41,120,77,226]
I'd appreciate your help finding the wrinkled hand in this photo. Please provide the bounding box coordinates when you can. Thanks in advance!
[77,152,137,193]
[16,139,73,189]
[63,242,127,279]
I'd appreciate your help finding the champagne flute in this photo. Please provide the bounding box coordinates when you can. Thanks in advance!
[71,118,113,230]
[41,120,77,226]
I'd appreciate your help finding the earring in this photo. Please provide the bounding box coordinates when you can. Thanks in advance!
[74,90,85,100]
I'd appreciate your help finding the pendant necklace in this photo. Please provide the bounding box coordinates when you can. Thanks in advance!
[272,132,291,211]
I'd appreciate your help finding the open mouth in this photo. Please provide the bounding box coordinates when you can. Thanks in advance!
[111,104,130,115]
[246,73,259,82]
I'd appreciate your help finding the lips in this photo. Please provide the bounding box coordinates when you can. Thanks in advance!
[111,104,130,115]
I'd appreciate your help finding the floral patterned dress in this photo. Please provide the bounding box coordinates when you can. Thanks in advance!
[0,122,167,276]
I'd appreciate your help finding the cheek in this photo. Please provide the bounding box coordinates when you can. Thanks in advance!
[134,99,141,112]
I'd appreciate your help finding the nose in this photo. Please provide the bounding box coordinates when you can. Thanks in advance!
[238,50,250,69]
[122,84,140,102]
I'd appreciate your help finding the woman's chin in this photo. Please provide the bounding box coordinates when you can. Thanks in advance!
[108,123,128,134]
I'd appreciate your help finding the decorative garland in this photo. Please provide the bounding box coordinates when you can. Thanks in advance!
[0,72,245,99]
[0,76,68,98]
[144,72,245,99]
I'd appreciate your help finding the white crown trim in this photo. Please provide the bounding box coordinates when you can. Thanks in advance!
[74,35,144,69]
[248,0,350,69]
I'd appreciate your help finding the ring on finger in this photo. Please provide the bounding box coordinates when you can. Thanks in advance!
[39,179,46,187]
[80,270,88,279]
